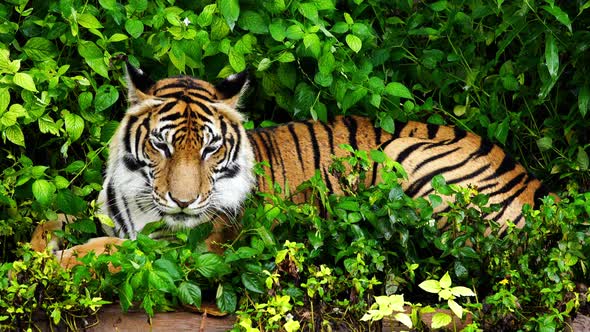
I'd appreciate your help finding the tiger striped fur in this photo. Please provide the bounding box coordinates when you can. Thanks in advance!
[32,63,551,265]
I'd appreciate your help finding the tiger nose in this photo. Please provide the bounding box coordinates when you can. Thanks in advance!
[169,195,195,209]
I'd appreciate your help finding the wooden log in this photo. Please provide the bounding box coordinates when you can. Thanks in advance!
[85,305,235,332]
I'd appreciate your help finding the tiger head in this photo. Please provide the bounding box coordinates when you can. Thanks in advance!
[102,63,255,236]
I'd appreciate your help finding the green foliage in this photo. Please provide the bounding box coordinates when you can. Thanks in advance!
[0,0,589,330]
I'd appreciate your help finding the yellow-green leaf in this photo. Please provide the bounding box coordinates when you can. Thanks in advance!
[345,34,362,53]
[448,299,463,318]
[13,72,37,92]
[5,125,25,146]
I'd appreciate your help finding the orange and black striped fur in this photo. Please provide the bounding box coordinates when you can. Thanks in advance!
[32,63,550,266]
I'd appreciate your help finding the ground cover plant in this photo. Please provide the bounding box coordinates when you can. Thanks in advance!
[0,0,589,330]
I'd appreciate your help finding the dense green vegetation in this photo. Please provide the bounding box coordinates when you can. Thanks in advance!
[0,0,589,330]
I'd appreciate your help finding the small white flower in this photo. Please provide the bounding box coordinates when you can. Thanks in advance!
[285,313,294,321]
[182,17,191,26]
[428,219,436,227]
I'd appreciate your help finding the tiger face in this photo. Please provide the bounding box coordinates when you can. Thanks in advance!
[99,64,255,238]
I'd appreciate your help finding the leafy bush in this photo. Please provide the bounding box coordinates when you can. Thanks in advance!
[1,0,589,330]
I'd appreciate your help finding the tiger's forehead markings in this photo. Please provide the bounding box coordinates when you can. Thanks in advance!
[151,76,216,102]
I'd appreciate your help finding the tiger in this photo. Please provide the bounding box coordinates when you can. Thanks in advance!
[32,61,551,267]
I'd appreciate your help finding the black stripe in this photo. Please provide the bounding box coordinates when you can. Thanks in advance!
[124,116,139,153]
[492,185,528,222]
[448,163,491,185]
[121,195,137,236]
[396,141,431,164]
[320,122,335,156]
[159,92,214,104]
[487,173,526,197]
[467,141,494,160]
[229,123,241,163]
[414,147,461,173]
[419,163,492,197]
[304,122,321,171]
[106,181,128,237]
[405,158,470,197]
[422,139,453,150]
[268,130,287,187]
[217,165,240,180]
[427,123,439,139]
[136,116,151,158]
[322,167,334,193]
[342,116,358,150]
[258,131,277,185]
[370,126,383,187]
[157,101,179,117]
[483,155,516,181]
[159,109,183,122]
[449,127,468,143]
[123,154,146,172]
[287,123,306,173]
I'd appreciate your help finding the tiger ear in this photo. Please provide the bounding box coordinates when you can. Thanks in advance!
[125,61,155,104]
[214,70,249,108]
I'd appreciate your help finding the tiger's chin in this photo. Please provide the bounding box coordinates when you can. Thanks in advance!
[161,212,211,230]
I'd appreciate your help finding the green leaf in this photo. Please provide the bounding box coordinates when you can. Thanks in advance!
[154,258,182,280]
[23,37,58,61]
[545,33,559,78]
[431,312,452,329]
[95,85,119,112]
[99,0,116,10]
[298,3,319,22]
[577,147,589,171]
[219,0,240,30]
[257,58,272,71]
[269,20,286,41]
[342,87,367,111]
[125,19,144,38]
[345,34,362,53]
[429,1,448,11]
[5,125,25,146]
[542,5,572,32]
[32,179,56,205]
[241,272,265,294]
[379,115,395,133]
[285,24,304,40]
[64,113,84,142]
[418,279,441,294]
[0,88,9,113]
[384,82,412,99]
[169,42,186,72]
[120,281,133,311]
[178,281,202,307]
[216,284,237,313]
[277,52,295,63]
[579,85,589,117]
[536,136,553,151]
[13,72,37,92]
[197,4,216,27]
[77,13,104,29]
[56,190,86,214]
[195,253,224,278]
[303,33,321,58]
[238,10,267,34]
[78,41,109,78]
[228,47,246,72]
